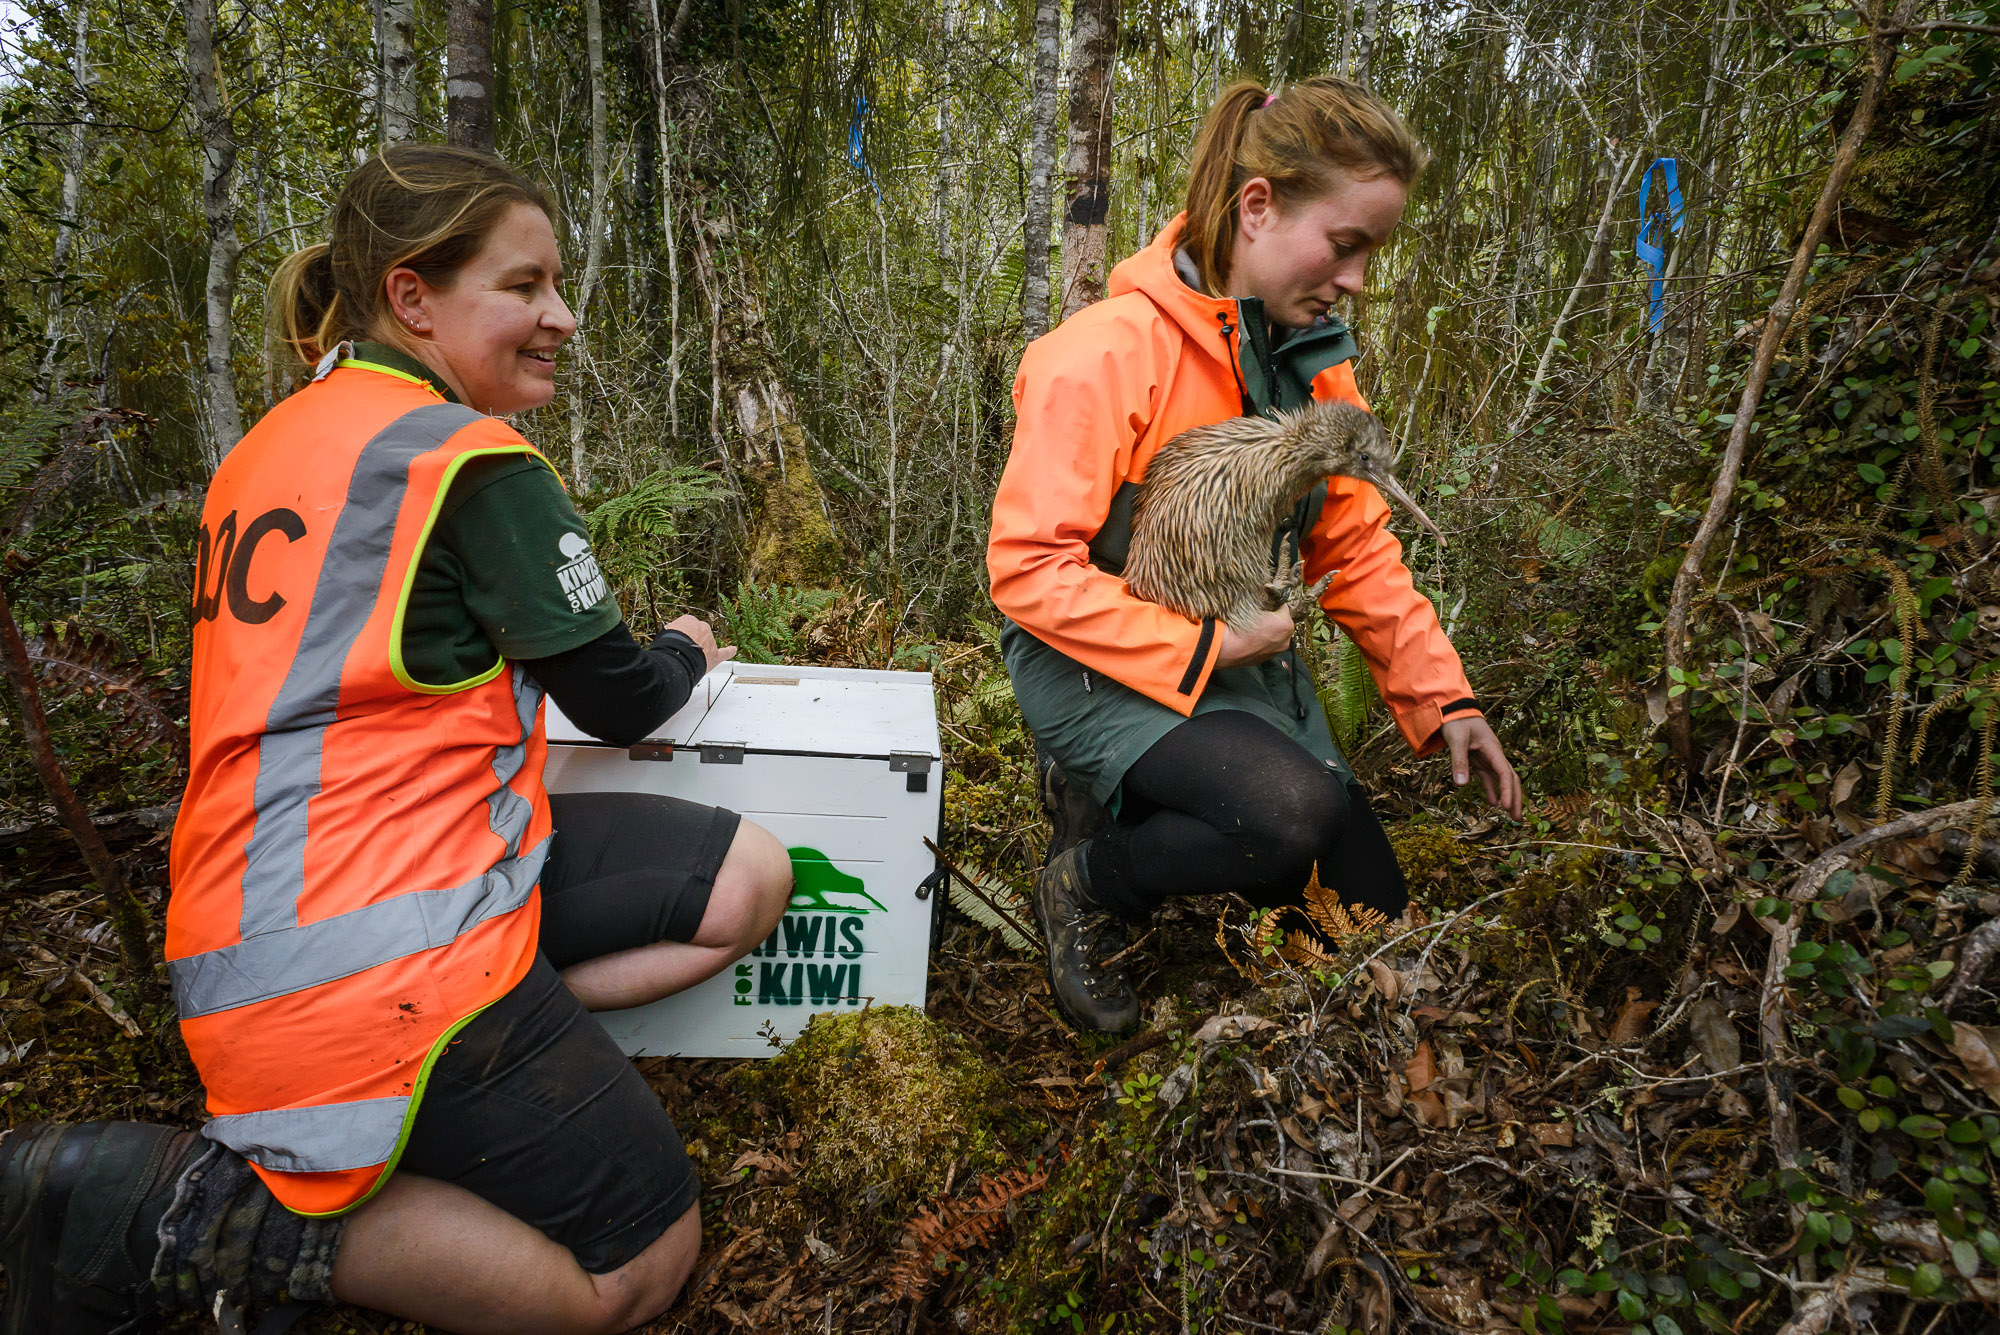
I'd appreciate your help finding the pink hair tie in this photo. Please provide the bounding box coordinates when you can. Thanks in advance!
[1261,93,1278,108]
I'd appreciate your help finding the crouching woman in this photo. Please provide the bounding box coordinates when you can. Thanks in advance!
[0,145,792,1335]
[989,79,1522,1035]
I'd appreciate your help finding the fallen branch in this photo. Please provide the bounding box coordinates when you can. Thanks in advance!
[1776,1267,2000,1335]
[0,578,157,992]
[1661,0,1923,766]
[1759,799,1997,1176]
[20,942,143,1039]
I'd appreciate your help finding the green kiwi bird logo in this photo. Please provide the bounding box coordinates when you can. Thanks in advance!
[786,848,886,914]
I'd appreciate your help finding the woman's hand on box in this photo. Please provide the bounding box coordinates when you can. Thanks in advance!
[666,615,737,674]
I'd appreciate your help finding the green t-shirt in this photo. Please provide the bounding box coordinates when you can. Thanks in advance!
[343,344,621,687]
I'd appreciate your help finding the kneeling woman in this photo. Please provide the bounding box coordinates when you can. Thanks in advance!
[0,146,791,1335]
[989,79,1521,1034]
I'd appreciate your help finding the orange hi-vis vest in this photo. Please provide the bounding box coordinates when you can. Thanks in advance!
[167,354,552,1215]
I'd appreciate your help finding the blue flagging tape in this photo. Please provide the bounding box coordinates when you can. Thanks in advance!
[1636,158,1686,335]
[846,94,882,201]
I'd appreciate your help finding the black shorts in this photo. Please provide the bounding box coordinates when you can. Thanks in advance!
[395,791,741,1273]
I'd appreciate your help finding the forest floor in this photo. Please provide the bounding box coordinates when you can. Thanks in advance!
[1,683,1993,1334]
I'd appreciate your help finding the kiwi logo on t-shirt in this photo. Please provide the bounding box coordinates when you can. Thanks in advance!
[555,531,607,612]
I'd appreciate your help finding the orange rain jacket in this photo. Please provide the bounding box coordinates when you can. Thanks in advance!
[988,215,1480,759]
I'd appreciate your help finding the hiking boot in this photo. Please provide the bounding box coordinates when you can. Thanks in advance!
[1033,844,1140,1034]
[0,1121,199,1335]
[1037,744,1110,865]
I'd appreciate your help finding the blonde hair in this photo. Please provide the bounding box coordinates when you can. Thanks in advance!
[1181,77,1427,296]
[267,143,553,371]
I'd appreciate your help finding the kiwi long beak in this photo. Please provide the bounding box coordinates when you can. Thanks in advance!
[1362,466,1447,548]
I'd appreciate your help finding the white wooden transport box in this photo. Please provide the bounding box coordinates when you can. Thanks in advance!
[542,662,943,1057]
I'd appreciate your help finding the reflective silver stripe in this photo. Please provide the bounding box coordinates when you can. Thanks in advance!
[206,1095,410,1175]
[239,403,484,940]
[169,833,548,1019]
[486,665,542,860]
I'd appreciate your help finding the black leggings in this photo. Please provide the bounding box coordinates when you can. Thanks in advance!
[1083,710,1408,924]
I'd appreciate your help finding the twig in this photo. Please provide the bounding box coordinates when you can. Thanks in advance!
[21,943,142,1039]
[921,836,1041,951]
[1941,916,2000,1014]
[1661,0,1924,766]
[1263,1166,1417,1201]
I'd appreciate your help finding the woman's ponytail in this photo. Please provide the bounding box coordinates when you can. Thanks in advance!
[1179,76,1427,297]
[1182,81,1271,298]
[267,242,340,372]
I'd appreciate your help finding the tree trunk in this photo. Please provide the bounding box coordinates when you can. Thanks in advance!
[374,0,419,144]
[1021,0,1061,341]
[934,0,960,246]
[568,0,610,485]
[1511,148,1639,434]
[1058,0,1118,321]
[1357,0,1377,93]
[1661,0,1921,767]
[1271,0,1304,89]
[0,580,156,992]
[38,1,89,401]
[187,0,243,459]
[447,0,496,154]
[688,211,843,588]
[642,0,691,436]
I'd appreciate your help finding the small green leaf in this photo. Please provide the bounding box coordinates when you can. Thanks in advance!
[1902,1114,1947,1139]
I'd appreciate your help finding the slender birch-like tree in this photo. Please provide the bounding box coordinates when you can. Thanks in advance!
[374,0,419,144]
[568,0,611,484]
[447,0,496,153]
[1058,0,1118,319]
[1021,0,1061,341]
[187,0,243,457]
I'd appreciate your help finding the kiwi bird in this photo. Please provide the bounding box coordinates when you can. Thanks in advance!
[1124,399,1443,634]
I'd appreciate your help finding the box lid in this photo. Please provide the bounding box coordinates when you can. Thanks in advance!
[545,662,941,759]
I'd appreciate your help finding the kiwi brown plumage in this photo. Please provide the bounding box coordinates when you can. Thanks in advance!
[1124,399,1440,633]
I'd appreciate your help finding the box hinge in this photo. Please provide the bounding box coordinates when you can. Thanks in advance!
[698,741,746,765]
[626,741,675,762]
[891,751,934,793]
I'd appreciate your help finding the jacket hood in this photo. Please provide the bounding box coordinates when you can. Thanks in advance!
[1107,214,1239,375]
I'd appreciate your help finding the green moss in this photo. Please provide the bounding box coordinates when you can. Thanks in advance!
[1845,143,1978,233]
[759,1005,1008,1211]
[748,450,844,587]
[1389,819,1481,908]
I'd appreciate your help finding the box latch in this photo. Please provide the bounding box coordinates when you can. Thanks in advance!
[698,741,746,765]
[890,751,934,793]
[627,741,675,762]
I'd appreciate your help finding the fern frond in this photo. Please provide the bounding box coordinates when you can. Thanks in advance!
[883,1165,1050,1303]
[583,465,729,549]
[1296,863,1389,945]
[1325,635,1377,754]
[945,863,1032,949]
[25,623,187,768]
